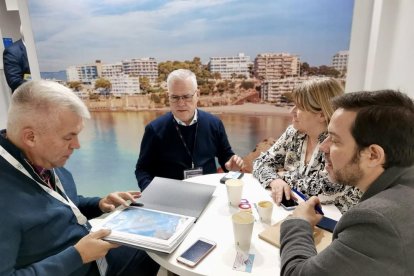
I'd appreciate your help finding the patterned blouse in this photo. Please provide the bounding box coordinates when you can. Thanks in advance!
[252,125,362,214]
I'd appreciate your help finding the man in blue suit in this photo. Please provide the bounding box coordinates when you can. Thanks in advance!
[0,80,160,275]
[2,38,30,92]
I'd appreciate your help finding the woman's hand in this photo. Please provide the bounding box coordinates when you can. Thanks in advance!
[269,179,296,205]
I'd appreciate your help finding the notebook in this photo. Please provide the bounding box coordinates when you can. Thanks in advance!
[258,220,333,253]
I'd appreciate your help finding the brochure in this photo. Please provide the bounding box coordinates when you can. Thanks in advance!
[92,206,196,253]
[92,177,215,253]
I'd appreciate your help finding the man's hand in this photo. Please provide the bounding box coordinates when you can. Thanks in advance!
[269,179,296,205]
[225,155,245,171]
[74,229,119,263]
[99,191,141,213]
[291,196,323,227]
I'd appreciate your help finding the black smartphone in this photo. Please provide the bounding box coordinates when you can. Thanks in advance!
[176,238,216,267]
[280,193,299,210]
[220,171,244,184]
[316,216,338,233]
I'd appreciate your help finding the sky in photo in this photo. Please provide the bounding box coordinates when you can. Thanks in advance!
[28,0,354,72]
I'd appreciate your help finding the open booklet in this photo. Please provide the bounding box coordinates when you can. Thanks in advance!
[92,177,216,253]
[92,206,196,253]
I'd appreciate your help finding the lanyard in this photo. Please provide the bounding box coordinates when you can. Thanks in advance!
[299,137,320,175]
[174,120,198,169]
[0,145,88,225]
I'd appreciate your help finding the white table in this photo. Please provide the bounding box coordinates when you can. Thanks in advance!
[148,173,342,276]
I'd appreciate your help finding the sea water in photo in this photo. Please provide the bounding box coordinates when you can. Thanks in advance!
[66,111,290,196]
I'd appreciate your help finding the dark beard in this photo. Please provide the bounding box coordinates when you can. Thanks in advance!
[334,151,363,187]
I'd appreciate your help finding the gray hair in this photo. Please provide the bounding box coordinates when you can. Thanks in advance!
[7,80,90,137]
[166,69,198,93]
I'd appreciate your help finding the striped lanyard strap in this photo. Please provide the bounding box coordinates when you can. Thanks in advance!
[0,145,88,225]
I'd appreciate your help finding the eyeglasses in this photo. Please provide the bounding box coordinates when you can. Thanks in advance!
[169,93,196,103]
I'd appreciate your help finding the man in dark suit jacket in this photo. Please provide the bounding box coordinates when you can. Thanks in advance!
[280,90,414,275]
[2,39,30,92]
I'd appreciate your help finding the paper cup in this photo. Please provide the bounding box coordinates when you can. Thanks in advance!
[225,179,244,207]
[232,211,254,251]
[257,200,273,223]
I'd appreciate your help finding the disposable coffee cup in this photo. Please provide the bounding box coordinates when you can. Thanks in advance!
[257,200,273,223]
[226,179,244,207]
[232,211,254,251]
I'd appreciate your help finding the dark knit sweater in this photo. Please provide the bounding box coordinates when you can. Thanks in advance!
[135,109,235,190]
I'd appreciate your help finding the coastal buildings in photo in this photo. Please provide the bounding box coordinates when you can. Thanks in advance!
[261,77,307,104]
[254,53,300,80]
[332,50,349,76]
[60,51,347,110]
[208,53,252,79]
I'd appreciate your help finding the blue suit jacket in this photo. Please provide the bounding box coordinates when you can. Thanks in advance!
[2,39,30,92]
[0,130,102,275]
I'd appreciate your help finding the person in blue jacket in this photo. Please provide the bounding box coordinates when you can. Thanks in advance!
[2,38,30,92]
[0,80,159,275]
[135,69,244,191]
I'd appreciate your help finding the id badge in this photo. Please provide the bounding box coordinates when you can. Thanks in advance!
[183,167,203,179]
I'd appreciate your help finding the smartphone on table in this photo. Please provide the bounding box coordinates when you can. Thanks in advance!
[280,193,299,210]
[176,238,216,267]
[220,171,244,184]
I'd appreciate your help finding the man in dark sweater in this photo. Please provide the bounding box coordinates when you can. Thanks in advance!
[0,80,159,275]
[135,69,244,191]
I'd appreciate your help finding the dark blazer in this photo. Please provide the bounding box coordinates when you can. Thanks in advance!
[0,130,102,275]
[2,39,30,92]
[280,166,414,275]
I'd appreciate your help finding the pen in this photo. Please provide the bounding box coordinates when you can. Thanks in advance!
[291,188,324,215]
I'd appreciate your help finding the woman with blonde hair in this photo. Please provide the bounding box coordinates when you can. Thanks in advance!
[253,78,361,213]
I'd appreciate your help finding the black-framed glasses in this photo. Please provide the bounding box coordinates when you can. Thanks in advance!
[169,92,196,103]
